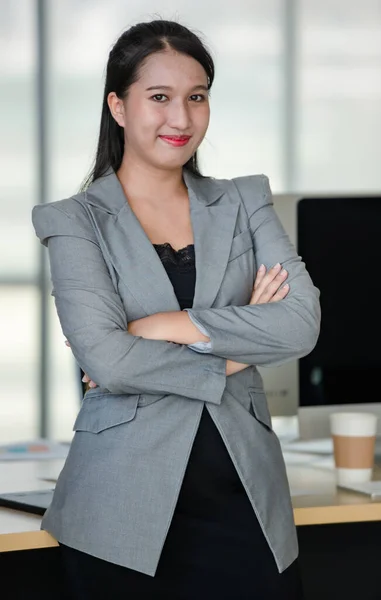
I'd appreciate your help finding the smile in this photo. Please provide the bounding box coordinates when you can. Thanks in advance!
[159,135,191,147]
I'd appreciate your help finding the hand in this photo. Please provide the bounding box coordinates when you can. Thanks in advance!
[81,372,98,389]
[64,340,98,389]
[250,263,289,305]
[226,262,289,376]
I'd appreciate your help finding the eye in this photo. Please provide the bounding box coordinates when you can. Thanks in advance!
[151,94,168,102]
[189,94,206,102]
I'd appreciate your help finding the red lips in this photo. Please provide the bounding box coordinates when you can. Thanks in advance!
[159,135,191,147]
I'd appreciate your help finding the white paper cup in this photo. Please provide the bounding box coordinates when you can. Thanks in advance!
[329,412,378,486]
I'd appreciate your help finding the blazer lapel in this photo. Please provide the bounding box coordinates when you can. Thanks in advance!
[184,172,239,309]
[113,204,182,313]
[85,170,180,314]
[84,169,239,314]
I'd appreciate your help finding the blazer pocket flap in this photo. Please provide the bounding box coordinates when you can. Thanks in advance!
[228,229,253,262]
[138,392,167,407]
[248,388,272,430]
[73,391,139,434]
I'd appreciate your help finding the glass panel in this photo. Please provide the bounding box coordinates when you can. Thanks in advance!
[0,3,38,444]
[0,286,38,443]
[46,0,283,439]
[0,0,37,280]
[48,0,283,195]
[48,298,80,441]
[298,0,381,192]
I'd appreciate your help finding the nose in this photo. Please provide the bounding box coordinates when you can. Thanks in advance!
[166,98,191,131]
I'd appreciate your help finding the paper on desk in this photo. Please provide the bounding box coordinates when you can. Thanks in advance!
[283,451,335,470]
[338,481,381,498]
[0,439,69,461]
[281,438,334,455]
[290,488,323,497]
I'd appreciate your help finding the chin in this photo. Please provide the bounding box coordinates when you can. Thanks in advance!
[155,155,192,171]
[152,141,199,170]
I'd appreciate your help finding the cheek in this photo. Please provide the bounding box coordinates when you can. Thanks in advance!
[193,105,210,136]
[125,104,165,140]
[140,103,165,125]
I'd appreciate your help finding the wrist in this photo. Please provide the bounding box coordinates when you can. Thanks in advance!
[226,359,250,376]
[160,311,210,345]
[127,313,166,340]
[128,311,211,345]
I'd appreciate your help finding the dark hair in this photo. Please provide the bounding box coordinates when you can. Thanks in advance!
[81,20,215,190]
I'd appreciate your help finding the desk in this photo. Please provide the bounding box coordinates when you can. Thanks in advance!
[1,458,381,599]
[0,460,60,552]
[288,459,381,526]
[2,458,381,552]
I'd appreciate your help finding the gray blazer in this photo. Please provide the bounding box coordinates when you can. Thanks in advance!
[32,169,320,577]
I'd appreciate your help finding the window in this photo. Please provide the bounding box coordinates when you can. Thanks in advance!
[1,0,380,441]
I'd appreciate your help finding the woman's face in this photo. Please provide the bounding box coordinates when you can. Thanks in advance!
[109,50,210,171]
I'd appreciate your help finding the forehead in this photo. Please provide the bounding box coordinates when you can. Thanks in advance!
[137,50,208,89]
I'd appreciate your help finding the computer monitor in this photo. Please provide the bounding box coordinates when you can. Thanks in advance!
[297,194,381,438]
[261,192,381,438]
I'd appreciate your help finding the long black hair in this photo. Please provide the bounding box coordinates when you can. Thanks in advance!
[81,20,215,190]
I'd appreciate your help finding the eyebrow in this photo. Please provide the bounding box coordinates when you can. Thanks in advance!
[145,84,209,92]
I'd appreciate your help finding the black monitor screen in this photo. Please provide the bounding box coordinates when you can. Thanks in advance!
[297,196,381,407]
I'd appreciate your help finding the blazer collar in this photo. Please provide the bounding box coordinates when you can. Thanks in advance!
[82,167,239,311]
[85,167,226,213]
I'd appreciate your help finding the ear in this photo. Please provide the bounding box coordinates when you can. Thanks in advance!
[107,92,125,127]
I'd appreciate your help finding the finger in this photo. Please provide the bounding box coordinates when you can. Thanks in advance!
[254,269,288,304]
[88,381,98,388]
[82,374,90,383]
[269,283,290,303]
[64,340,71,347]
[250,265,267,305]
[251,263,282,303]
[257,268,288,304]
[253,264,266,290]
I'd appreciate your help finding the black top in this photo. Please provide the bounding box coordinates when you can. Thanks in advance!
[153,241,247,501]
[153,242,196,310]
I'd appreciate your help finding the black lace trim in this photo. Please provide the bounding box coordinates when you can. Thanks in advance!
[153,243,195,268]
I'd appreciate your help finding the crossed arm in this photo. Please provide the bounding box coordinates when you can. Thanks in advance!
[81,263,290,388]
[33,176,320,400]
[128,262,288,344]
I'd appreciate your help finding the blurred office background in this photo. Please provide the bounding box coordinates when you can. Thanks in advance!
[1,0,380,443]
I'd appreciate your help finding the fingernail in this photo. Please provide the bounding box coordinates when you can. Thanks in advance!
[89,382,96,388]
[273,262,281,269]
[81,376,87,382]
[258,264,265,271]
[283,283,289,289]
[281,269,287,275]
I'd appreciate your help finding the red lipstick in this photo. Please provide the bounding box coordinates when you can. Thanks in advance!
[159,135,191,147]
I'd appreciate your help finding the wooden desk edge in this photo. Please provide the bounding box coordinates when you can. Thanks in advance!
[0,530,58,553]
[3,504,381,552]
[294,503,381,526]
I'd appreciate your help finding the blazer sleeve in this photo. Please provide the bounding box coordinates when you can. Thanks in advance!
[31,201,227,403]
[185,175,321,366]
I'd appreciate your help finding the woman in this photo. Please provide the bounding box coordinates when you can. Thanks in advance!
[32,19,320,599]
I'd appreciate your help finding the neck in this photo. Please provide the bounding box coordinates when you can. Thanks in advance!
[116,154,187,206]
